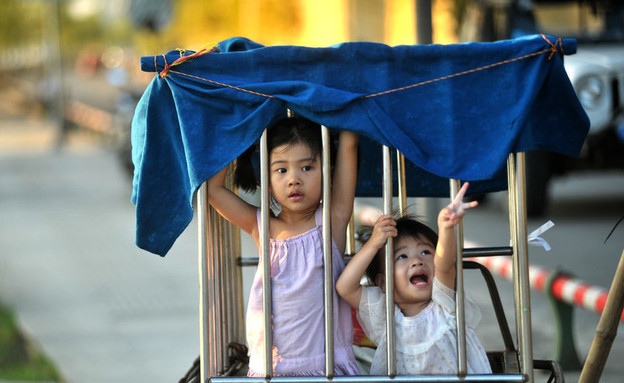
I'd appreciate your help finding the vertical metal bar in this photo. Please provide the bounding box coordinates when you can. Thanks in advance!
[224,215,235,346]
[321,126,335,377]
[449,179,467,376]
[396,151,407,214]
[382,145,396,377]
[224,168,245,346]
[260,130,273,377]
[506,155,521,348]
[221,166,235,347]
[213,211,225,373]
[515,153,534,382]
[233,221,245,343]
[229,211,245,344]
[197,183,212,381]
[208,210,220,377]
[346,215,355,256]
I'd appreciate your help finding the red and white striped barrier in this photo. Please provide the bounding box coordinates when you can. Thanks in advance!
[469,254,624,322]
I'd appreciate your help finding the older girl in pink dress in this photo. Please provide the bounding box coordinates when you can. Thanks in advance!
[207,117,359,376]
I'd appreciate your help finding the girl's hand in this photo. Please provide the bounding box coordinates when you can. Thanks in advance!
[367,214,397,250]
[439,182,478,228]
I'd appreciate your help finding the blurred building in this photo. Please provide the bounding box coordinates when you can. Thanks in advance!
[162,0,458,49]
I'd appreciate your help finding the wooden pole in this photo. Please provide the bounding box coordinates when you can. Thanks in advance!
[578,249,624,383]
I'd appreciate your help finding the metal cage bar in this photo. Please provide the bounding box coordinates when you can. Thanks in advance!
[259,130,273,378]
[210,375,525,383]
[449,179,467,376]
[198,185,213,381]
[514,153,534,382]
[321,125,335,376]
[214,210,226,372]
[222,163,245,346]
[507,154,520,359]
[382,145,396,376]
[507,153,534,382]
[346,215,356,256]
[396,151,407,213]
[195,141,543,382]
[226,203,245,345]
[199,163,248,380]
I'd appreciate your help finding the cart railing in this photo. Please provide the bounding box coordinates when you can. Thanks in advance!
[195,124,543,382]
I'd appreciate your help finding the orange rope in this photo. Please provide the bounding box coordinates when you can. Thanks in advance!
[159,45,219,78]
[167,70,277,98]
[541,34,564,60]
[362,49,552,98]
[158,38,564,100]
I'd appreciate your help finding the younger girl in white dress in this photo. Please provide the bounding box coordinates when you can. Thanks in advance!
[336,183,492,375]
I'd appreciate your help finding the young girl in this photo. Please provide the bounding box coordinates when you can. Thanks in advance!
[336,183,492,375]
[207,117,360,376]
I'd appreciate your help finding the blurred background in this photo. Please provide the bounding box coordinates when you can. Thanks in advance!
[1,1,623,383]
[0,0,461,164]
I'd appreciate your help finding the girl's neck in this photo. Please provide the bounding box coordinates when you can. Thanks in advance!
[398,299,430,317]
[270,205,318,239]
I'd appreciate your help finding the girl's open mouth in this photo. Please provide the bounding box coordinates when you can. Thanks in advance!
[410,274,429,287]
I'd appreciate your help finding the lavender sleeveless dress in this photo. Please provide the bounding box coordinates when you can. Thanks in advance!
[246,205,359,376]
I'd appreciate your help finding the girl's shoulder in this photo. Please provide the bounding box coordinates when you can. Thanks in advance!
[428,278,456,315]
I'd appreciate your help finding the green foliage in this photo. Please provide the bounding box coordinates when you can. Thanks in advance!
[0,302,62,381]
[0,0,134,61]
[0,0,44,48]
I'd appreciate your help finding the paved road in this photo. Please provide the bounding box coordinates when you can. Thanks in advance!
[1,117,623,382]
[0,119,200,383]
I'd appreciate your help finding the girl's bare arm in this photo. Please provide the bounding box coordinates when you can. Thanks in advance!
[336,215,396,308]
[207,166,259,242]
[330,130,359,253]
[435,182,478,290]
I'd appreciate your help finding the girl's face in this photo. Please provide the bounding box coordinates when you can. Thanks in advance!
[378,234,435,316]
[269,141,322,214]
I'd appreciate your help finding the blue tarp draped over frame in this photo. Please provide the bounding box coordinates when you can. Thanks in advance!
[131,34,589,256]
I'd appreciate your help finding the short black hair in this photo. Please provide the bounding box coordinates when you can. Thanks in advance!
[363,214,438,285]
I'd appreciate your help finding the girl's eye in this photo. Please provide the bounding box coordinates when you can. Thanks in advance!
[395,254,407,261]
[420,250,432,256]
[276,168,286,174]
[301,165,312,172]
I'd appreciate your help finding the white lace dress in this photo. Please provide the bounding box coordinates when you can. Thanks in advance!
[357,277,492,375]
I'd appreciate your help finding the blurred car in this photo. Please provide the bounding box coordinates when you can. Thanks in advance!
[458,0,624,216]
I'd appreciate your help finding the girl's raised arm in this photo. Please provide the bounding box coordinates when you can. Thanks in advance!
[207,166,259,242]
[435,182,478,290]
[336,214,396,308]
[330,130,359,254]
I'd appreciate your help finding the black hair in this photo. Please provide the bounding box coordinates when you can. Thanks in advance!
[363,214,439,285]
[233,116,335,193]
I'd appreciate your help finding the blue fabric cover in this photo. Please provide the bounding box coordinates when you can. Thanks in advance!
[131,35,589,256]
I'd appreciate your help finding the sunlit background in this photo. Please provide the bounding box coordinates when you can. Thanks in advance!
[0,0,464,151]
[2,1,623,383]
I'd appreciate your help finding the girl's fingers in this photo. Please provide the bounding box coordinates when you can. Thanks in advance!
[452,182,469,206]
[448,182,476,214]
[462,200,479,211]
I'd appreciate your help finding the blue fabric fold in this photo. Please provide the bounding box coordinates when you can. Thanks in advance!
[132,35,589,256]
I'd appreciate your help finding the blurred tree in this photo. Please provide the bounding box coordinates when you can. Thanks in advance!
[0,0,44,48]
[58,2,134,62]
[0,0,135,60]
